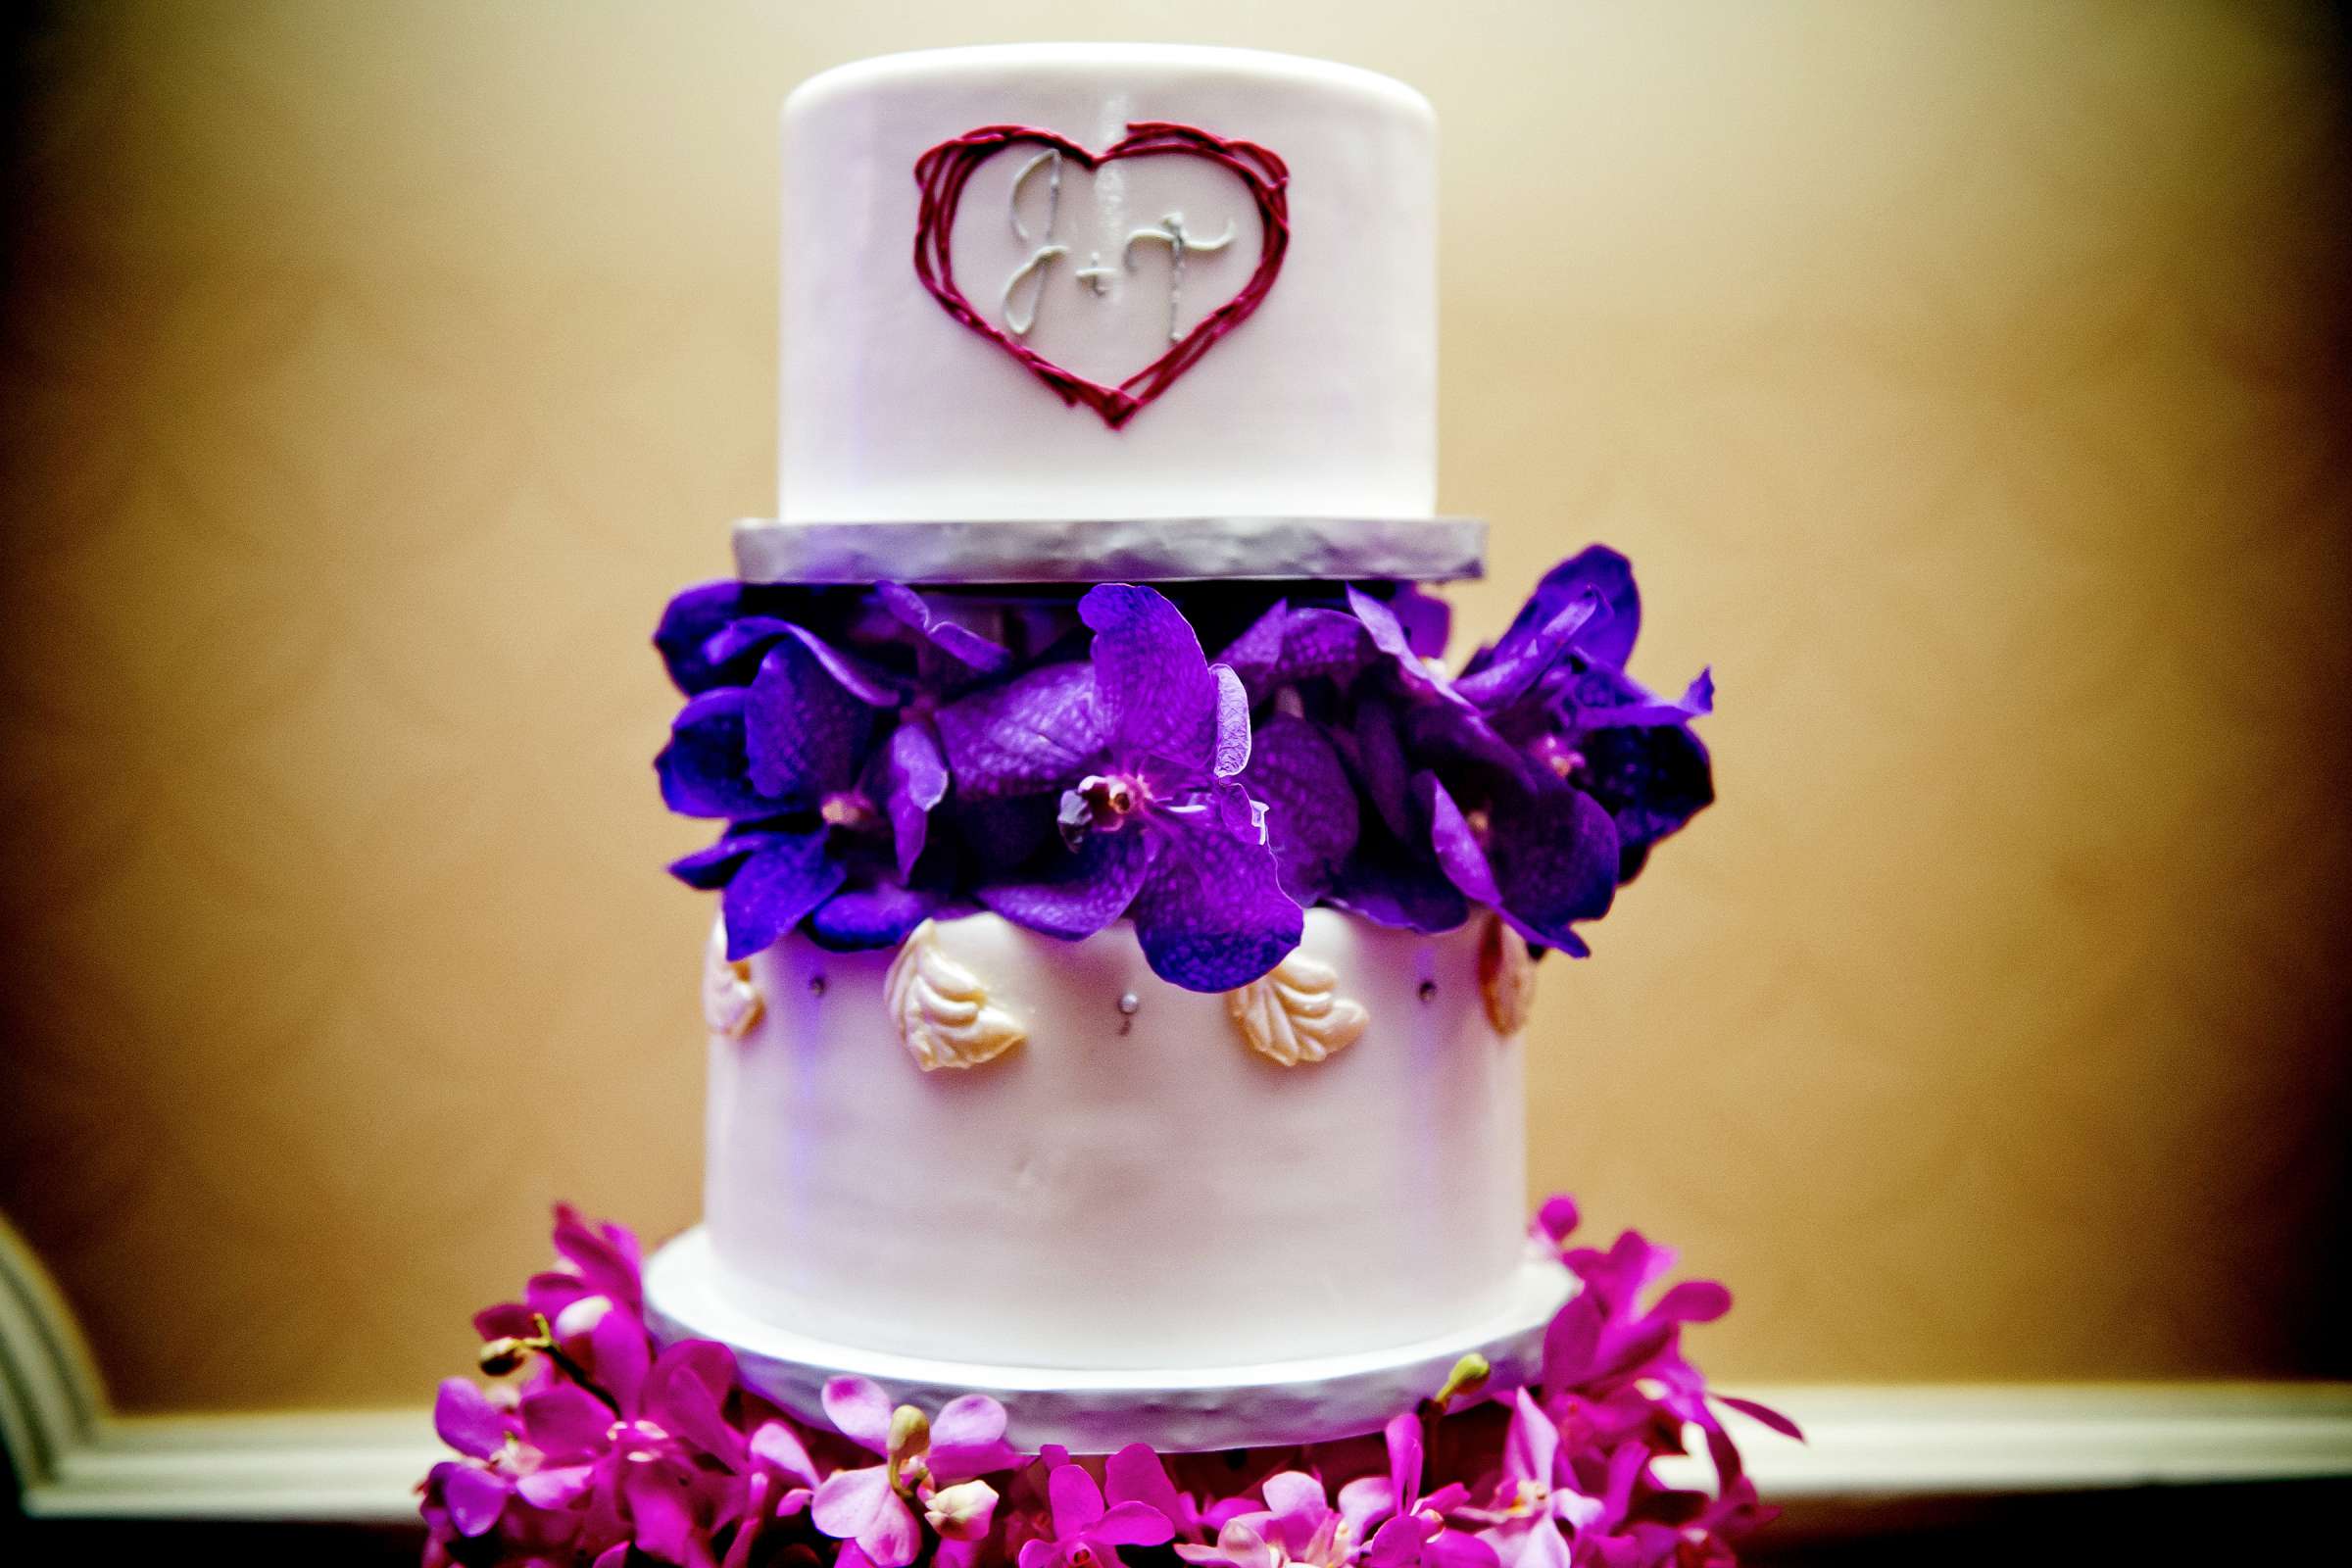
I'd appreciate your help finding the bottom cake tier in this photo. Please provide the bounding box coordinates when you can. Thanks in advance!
[646,1223,1575,1452]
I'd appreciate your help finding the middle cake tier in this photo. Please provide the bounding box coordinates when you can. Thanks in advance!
[701,906,1538,1371]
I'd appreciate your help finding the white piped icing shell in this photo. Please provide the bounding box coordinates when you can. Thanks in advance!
[1225,953,1369,1066]
[1477,913,1537,1037]
[885,919,1028,1072]
[703,929,764,1040]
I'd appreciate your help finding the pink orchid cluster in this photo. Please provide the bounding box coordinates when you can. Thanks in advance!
[421,1198,1795,1568]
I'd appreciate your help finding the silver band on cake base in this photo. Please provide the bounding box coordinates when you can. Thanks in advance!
[733,515,1487,584]
[645,1227,1573,1453]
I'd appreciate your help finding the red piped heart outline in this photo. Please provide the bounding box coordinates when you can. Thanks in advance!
[913,122,1291,430]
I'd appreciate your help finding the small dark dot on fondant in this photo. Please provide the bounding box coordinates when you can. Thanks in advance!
[1418,980,1439,1003]
[808,975,827,998]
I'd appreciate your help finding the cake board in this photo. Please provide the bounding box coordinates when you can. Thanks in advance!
[645,1226,1576,1453]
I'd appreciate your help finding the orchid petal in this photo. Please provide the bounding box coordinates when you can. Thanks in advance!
[1210,664,1251,777]
[1488,780,1617,955]
[514,1461,597,1510]
[1245,715,1359,905]
[876,582,1012,675]
[647,1342,745,1468]
[1654,1279,1734,1324]
[1213,601,1292,700]
[442,1463,511,1537]
[1097,1499,1178,1546]
[432,1379,515,1461]
[1105,1443,1187,1523]
[1338,1475,1396,1537]
[1048,1460,1108,1537]
[1383,1411,1425,1509]
[935,662,1107,800]
[658,688,772,820]
[583,1297,650,1414]
[929,1392,1007,1450]
[820,1376,896,1453]
[1418,772,1502,906]
[1453,592,1600,712]
[1129,806,1303,993]
[750,1421,822,1488]
[1260,1470,1327,1524]
[1082,583,1220,774]
[886,724,949,879]
[928,1394,1015,1481]
[1504,1389,1559,1489]
[1716,1393,1805,1441]
[1426,1525,1503,1568]
[812,1464,894,1539]
[624,1457,709,1564]
[1368,1512,1440,1568]
[809,879,942,951]
[978,823,1156,940]
[519,1382,611,1462]
[745,630,886,803]
[655,581,750,695]
[720,831,844,960]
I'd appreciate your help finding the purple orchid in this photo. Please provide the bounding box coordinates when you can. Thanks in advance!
[653,555,1710,973]
[810,1377,1018,1568]
[1016,1455,1178,1568]
[659,590,1009,957]
[934,583,1300,991]
[1453,549,1714,886]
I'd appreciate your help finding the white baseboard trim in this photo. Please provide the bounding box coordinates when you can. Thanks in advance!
[10,1385,2348,1521]
[9,1217,2352,1520]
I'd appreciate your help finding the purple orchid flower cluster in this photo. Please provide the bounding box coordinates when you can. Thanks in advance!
[420,1198,1795,1568]
[655,550,1713,993]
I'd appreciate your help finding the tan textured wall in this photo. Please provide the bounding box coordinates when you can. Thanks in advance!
[2,1,2346,1414]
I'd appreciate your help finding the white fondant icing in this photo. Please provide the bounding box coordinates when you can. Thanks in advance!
[780,45,1437,522]
[701,908,1530,1371]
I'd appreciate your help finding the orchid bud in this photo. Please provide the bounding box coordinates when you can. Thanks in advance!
[924,1478,1000,1542]
[476,1337,529,1377]
[887,1403,931,1465]
[1433,1352,1491,1409]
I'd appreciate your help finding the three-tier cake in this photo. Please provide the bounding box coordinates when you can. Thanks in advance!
[420,43,1775,1568]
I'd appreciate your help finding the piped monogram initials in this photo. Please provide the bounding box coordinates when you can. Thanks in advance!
[913,122,1291,430]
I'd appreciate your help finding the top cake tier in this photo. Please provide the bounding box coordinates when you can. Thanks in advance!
[778,44,1437,526]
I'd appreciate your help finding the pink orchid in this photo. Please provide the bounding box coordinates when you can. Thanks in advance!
[475,1203,646,1347]
[1349,1414,1498,1568]
[811,1377,1017,1568]
[1461,1391,1607,1568]
[1177,1469,1386,1568]
[426,1375,614,1538]
[423,1197,1789,1568]
[1016,1456,1177,1568]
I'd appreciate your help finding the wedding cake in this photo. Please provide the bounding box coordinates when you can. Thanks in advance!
[418,45,1781,1568]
